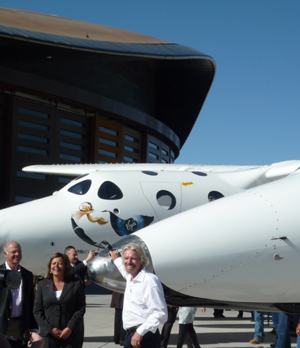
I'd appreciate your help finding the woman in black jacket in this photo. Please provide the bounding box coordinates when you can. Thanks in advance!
[33,252,85,348]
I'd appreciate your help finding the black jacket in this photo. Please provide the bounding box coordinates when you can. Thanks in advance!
[0,263,37,335]
[33,276,85,347]
[69,260,89,287]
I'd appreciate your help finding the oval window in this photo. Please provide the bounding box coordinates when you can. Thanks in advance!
[98,181,123,200]
[156,190,176,210]
[142,171,158,176]
[68,180,92,195]
[208,191,224,202]
[192,171,207,177]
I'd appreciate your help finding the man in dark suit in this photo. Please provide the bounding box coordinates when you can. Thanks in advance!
[0,241,43,347]
[110,292,126,345]
[64,246,97,286]
[64,246,97,347]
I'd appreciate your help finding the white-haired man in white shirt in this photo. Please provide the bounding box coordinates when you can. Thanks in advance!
[109,243,167,348]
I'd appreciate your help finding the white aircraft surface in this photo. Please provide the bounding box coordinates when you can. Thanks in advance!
[1,160,300,312]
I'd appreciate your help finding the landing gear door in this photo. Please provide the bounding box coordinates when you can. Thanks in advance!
[140,182,182,221]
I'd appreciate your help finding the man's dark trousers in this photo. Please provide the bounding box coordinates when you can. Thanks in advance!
[124,329,160,348]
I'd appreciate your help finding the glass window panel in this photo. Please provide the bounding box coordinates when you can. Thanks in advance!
[17,171,46,180]
[208,191,224,202]
[16,196,35,203]
[68,180,92,195]
[149,142,159,150]
[171,150,175,163]
[192,171,207,177]
[124,145,138,153]
[149,152,158,159]
[99,149,117,158]
[18,146,47,155]
[100,126,117,136]
[59,153,81,162]
[18,133,48,143]
[60,142,82,151]
[162,149,168,156]
[99,138,117,147]
[19,107,49,119]
[59,177,72,184]
[61,118,82,127]
[60,130,83,139]
[125,134,139,143]
[142,171,158,176]
[125,134,134,142]
[19,120,48,131]
[124,156,134,162]
[156,190,176,210]
[161,159,168,163]
[98,181,123,200]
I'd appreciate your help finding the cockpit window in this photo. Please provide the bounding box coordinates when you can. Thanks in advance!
[98,181,123,200]
[68,179,92,195]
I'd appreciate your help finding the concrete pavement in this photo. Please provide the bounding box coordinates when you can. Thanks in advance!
[83,294,297,348]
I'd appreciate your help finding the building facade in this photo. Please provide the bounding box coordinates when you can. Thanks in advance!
[0,7,215,208]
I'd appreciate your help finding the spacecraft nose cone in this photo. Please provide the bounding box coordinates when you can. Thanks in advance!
[88,234,153,292]
[88,248,125,292]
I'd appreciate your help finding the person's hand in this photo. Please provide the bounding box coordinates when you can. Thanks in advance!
[201,308,206,313]
[85,250,98,263]
[296,323,300,336]
[29,332,44,344]
[131,331,143,348]
[85,279,92,285]
[109,250,121,261]
[59,327,72,339]
[50,328,62,339]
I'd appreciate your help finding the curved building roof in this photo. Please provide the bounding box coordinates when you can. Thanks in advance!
[0,7,216,148]
[0,7,170,44]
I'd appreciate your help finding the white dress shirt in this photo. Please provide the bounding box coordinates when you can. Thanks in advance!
[5,261,23,318]
[54,290,62,301]
[114,257,167,336]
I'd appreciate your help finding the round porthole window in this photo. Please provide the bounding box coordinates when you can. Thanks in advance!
[156,190,176,210]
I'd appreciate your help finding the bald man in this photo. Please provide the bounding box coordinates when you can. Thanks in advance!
[0,241,43,347]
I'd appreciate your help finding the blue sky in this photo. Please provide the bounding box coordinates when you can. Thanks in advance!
[1,1,300,165]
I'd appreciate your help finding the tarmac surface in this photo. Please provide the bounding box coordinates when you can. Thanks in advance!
[83,294,297,348]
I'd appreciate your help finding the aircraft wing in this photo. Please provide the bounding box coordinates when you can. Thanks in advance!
[22,163,262,176]
[265,160,300,180]
[23,163,110,176]
[22,160,300,181]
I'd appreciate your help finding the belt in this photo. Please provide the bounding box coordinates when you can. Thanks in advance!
[125,325,141,335]
[10,317,22,321]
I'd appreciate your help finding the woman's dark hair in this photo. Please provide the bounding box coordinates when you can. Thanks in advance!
[46,252,71,279]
